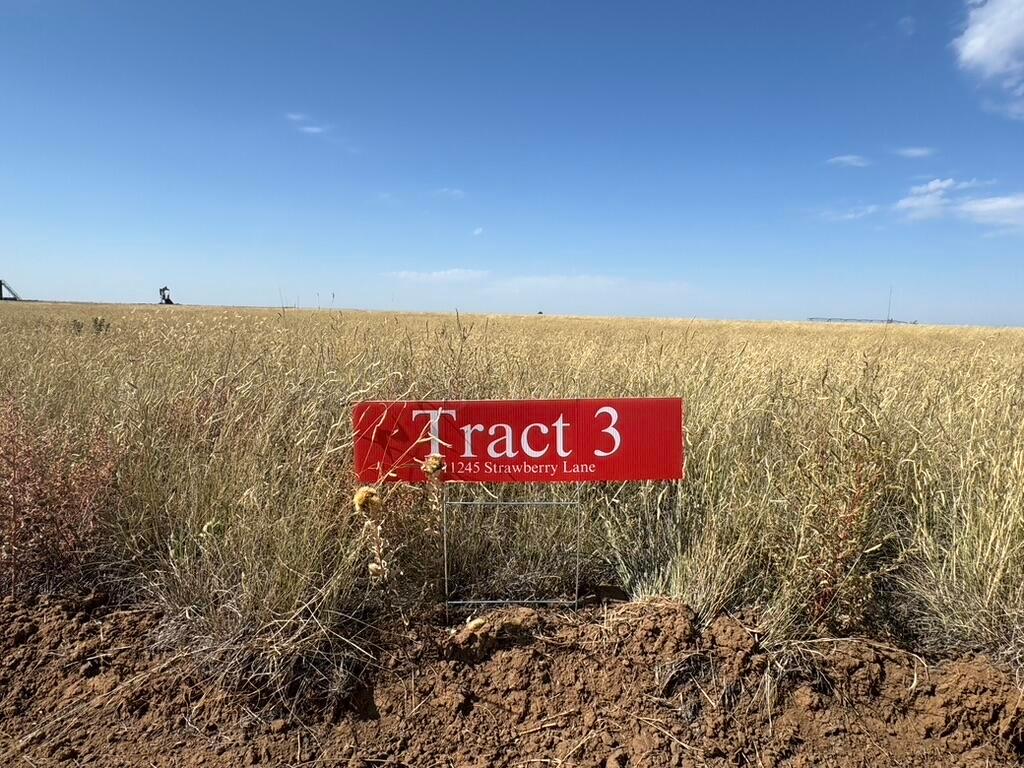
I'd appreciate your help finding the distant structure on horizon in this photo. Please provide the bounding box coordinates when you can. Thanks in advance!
[0,280,21,300]
[808,317,918,325]
[159,286,175,305]
[810,288,916,325]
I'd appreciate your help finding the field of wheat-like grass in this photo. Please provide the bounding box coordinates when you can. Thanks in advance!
[3,301,1023,700]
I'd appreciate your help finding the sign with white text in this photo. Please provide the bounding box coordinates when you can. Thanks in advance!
[353,398,684,483]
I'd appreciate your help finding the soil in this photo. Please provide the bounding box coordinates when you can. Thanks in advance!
[3,594,1024,767]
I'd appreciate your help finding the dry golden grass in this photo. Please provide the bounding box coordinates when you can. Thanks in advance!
[3,301,1023,700]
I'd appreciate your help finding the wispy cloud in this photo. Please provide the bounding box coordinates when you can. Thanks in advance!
[895,146,935,158]
[954,178,997,190]
[896,178,957,219]
[954,0,1024,119]
[895,177,1024,231]
[822,204,880,222]
[386,268,489,284]
[472,227,484,236]
[827,154,871,168]
[959,194,1024,229]
[284,111,363,154]
[284,112,331,135]
[433,187,466,200]
[898,15,917,36]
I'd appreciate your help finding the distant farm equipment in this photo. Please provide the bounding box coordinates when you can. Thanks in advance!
[808,317,918,325]
[159,286,175,305]
[810,288,916,325]
[0,280,21,300]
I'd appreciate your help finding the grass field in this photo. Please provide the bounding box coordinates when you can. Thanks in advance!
[3,301,1023,703]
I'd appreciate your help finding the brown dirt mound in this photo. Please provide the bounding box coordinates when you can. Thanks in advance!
[2,595,1023,766]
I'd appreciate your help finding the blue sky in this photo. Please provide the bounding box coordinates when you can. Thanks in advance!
[2,1,1023,325]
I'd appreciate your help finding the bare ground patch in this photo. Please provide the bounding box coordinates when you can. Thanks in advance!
[3,595,1023,767]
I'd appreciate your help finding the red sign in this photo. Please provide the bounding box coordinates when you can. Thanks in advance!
[353,398,684,483]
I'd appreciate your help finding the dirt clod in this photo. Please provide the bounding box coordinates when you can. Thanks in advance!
[444,607,542,662]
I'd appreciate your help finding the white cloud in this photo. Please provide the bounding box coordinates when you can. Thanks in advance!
[827,154,871,168]
[895,177,1024,231]
[895,146,936,158]
[898,15,917,36]
[959,194,1024,228]
[895,178,958,219]
[822,204,880,221]
[955,0,1024,117]
[433,187,466,200]
[914,179,958,194]
[386,268,488,284]
[953,177,998,190]
[285,112,330,135]
[472,227,484,236]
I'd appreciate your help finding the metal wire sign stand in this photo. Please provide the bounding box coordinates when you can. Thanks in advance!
[440,485,586,609]
[353,398,684,610]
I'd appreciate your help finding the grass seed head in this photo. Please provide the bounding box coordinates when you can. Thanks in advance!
[353,486,381,516]
[420,453,445,477]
